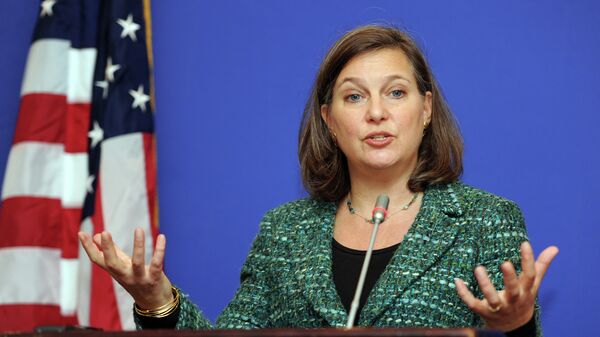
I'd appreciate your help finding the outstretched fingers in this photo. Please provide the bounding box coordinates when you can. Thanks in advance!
[455,278,487,314]
[131,228,146,279]
[519,242,536,291]
[149,234,166,282]
[475,266,502,311]
[78,232,106,268]
[501,261,520,304]
[533,245,559,289]
[455,266,509,317]
[100,231,127,276]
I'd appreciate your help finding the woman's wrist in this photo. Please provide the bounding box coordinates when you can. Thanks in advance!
[134,286,179,318]
[485,307,534,333]
[133,280,175,310]
[505,314,537,337]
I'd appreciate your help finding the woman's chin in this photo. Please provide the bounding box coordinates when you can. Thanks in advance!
[368,163,396,171]
[363,158,399,171]
[359,153,414,172]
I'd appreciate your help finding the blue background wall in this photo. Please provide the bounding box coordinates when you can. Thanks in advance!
[1,1,599,336]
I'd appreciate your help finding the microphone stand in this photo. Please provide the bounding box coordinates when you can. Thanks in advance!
[346,195,389,328]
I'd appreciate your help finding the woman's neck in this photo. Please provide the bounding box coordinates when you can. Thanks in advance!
[346,167,417,215]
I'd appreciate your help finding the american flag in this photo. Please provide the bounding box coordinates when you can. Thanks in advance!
[0,0,158,331]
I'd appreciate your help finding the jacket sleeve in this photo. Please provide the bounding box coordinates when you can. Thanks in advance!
[167,209,278,329]
[474,199,542,337]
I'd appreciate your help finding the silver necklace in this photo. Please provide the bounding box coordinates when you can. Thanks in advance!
[346,192,419,224]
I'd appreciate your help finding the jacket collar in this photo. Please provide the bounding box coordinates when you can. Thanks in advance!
[299,182,464,327]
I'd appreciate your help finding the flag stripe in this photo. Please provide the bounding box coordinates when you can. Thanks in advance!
[100,133,154,255]
[99,134,151,330]
[0,251,80,316]
[61,207,84,258]
[90,262,122,330]
[13,94,66,145]
[13,94,91,153]
[0,247,60,304]
[64,103,92,153]
[142,133,159,239]
[21,39,96,102]
[88,181,123,331]
[61,150,89,207]
[113,279,135,330]
[0,305,77,332]
[0,197,61,248]
[1,143,63,199]
[1,142,87,207]
[20,39,69,96]
[60,258,79,315]
[76,217,94,326]
[66,48,97,103]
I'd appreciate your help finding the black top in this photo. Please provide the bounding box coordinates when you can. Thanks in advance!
[331,238,536,337]
[331,237,399,323]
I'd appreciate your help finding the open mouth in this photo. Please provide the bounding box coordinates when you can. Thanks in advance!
[365,133,393,146]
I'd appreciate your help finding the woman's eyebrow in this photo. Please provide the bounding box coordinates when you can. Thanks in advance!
[336,76,365,88]
[383,74,411,84]
[337,74,411,89]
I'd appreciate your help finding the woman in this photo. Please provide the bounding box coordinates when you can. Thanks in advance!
[79,25,558,335]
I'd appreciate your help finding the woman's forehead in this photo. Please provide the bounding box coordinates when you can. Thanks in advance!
[335,48,416,87]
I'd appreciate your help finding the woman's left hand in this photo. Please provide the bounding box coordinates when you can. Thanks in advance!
[454,241,559,332]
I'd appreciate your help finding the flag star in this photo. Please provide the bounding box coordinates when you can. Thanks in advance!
[40,0,56,17]
[117,14,141,42]
[129,84,150,112]
[95,80,109,98]
[105,57,121,82]
[88,121,104,148]
[86,175,95,194]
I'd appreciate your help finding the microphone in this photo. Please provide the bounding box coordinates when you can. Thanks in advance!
[371,195,390,224]
[346,194,390,329]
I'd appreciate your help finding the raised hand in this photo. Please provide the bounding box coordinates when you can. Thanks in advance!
[454,241,559,332]
[78,228,174,310]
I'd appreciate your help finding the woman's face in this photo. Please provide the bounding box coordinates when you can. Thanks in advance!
[321,48,432,175]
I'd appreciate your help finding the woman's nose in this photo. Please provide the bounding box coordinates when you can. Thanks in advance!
[367,97,389,122]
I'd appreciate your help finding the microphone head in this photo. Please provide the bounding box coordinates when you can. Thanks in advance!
[371,195,390,224]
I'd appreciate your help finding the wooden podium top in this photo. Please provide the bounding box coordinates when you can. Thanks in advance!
[1,327,505,337]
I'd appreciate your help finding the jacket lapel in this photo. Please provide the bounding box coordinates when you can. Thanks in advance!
[299,201,348,327]
[358,183,465,326]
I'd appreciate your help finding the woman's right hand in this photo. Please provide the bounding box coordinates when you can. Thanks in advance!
[78,228,174,310]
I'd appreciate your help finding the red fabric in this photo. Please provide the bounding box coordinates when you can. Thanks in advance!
[88,179,123,331]
[64,103,91,153]
[13,94,66,145]
[0,305,77,332]
[143,133,159,241]
[61,207,83,258]
[0,197,62,248]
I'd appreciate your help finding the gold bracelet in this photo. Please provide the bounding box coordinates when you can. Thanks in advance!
[134,286,180,318]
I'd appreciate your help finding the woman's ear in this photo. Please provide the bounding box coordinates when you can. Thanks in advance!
[423,91,432,125]
[320,104,331,129]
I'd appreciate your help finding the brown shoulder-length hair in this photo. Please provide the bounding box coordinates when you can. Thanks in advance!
[298,25,463,202]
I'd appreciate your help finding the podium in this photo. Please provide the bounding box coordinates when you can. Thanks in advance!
[1,328,505,337]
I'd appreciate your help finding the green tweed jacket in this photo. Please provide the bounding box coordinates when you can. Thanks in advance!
[139,182,541,334]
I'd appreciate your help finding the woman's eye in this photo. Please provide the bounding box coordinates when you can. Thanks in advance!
[346,94,362,103]
[390,90,404,98]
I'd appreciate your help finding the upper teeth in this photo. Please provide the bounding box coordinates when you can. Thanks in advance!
[372,135,387,140]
